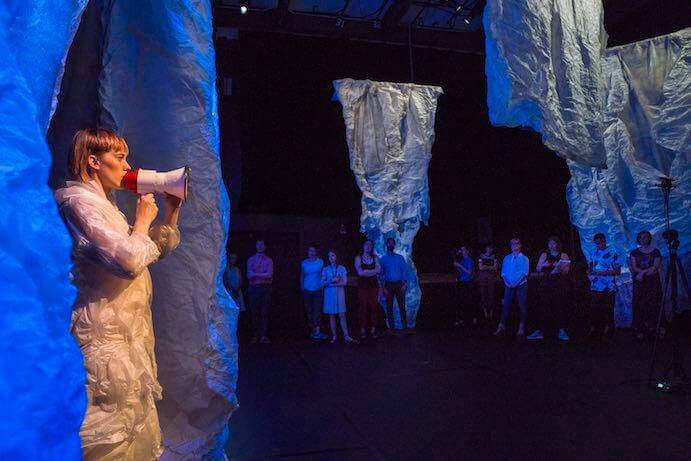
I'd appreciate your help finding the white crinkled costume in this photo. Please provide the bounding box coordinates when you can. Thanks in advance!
[55,180,179,461]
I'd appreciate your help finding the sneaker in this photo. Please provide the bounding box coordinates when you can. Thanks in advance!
[318,332,330,340]
[558,329,570,341]
[527,330,544,340]
[259,336,272,344]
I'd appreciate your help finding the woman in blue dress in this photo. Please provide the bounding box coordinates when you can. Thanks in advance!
[322,250,356,343]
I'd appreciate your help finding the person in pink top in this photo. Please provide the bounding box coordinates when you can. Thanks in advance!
[247,239,274,344]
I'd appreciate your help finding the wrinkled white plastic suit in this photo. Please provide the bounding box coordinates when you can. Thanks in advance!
[56,180,180,460]
[333,79,443,327]
[484,0,608,167]
[567,29,691,325]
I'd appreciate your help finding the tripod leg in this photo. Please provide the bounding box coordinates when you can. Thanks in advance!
[647,262,672,387]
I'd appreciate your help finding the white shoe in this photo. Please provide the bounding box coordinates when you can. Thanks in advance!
[558,329,570,341]
[527,330,544,340]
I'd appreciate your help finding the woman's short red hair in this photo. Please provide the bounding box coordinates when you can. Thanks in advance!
[68,128,128,182]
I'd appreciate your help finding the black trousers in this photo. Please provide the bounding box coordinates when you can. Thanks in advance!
[385,282,407,329]
[248,285,272,338]
[589,290,615,333]
[538,274,567,333]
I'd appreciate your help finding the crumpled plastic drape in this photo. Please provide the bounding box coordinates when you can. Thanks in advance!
[96,1,238,459]
[484,0,608,167]
[333,79,443,327]
[567,29,691,326]
[0,1,88,460]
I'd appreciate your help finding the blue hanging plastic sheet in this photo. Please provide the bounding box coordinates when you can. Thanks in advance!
[97,1,238,459]
[484,0,608,168]
[567,29,691,325]
[0,1,88,460]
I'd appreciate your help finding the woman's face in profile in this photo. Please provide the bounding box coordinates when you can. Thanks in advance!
[93,149,131,190]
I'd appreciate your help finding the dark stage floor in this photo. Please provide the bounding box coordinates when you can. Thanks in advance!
[226,328,691,461]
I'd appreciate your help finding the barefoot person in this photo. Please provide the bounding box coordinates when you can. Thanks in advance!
[322,250,355,343]
[56,129,181,460]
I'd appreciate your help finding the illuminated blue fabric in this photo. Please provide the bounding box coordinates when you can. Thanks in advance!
[0,1,88,460]
[567,29,690,325]
[484,0,689,326]
[97,1,238,459]
[483,0,608,167]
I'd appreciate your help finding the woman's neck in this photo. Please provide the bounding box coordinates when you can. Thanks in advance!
[89,174,111,196]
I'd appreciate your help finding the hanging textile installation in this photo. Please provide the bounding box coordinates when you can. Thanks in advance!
[0,1,89,459]
[334,79,443,327]
[485,0,690,326]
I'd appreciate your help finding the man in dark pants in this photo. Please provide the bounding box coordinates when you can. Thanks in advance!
[380,237,411,334]
[247,239,274,344]
[587,233,621,337]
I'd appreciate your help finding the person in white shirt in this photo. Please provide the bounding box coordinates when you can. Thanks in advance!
[494,238,529,337]
[301,245,326,340]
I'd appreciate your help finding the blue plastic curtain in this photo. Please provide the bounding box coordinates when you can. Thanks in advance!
[484,0,690,325]
[0,1,88,460]
[97,1,238,459]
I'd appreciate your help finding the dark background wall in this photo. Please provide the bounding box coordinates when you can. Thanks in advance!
[216,32,577,273]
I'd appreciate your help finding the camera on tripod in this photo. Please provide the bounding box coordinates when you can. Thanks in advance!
[662,229,680,250]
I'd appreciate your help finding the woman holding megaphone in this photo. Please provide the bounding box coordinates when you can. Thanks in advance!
[55,128,183,461]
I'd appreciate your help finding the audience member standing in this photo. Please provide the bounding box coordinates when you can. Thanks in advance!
[478,244,499,325]
[380,238,410,333]
[528,237,571,341]
[629,230,662,339]
[355,239,381,339]
[247,239,274,344]
[586,233,621,337]
[301,245,326,340]
[322,250,355,343]
[453,245,476,326]
[495,238,529,337]
[223,253,245,312]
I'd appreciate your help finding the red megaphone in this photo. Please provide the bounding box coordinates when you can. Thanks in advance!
[121,166,189,201]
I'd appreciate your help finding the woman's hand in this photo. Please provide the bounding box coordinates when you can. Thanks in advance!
[161,192,182,227]
[163,192,183,210]
[133,193,158,234]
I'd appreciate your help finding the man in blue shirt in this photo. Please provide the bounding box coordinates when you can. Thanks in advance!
[494,238,530,337]
[380,237,409,332]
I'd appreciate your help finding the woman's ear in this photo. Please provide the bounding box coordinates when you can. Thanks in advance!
[87,154,100,171]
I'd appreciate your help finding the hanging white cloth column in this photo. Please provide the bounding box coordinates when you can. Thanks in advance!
[567,29,691,325]
[484,0,690,326]
[484,0,608,167]
[333,79,443,327]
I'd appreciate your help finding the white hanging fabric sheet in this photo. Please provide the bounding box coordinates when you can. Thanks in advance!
[333,79,443,327]
[97,1,238,459]
[567,29,691,326]
[484,0,608,167]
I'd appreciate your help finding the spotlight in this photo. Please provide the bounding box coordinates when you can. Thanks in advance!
[240,5,248,14]
[335,16,345,28]
[464,0,485,25]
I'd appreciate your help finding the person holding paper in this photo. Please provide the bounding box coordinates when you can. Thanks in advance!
[528,237,571,341]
